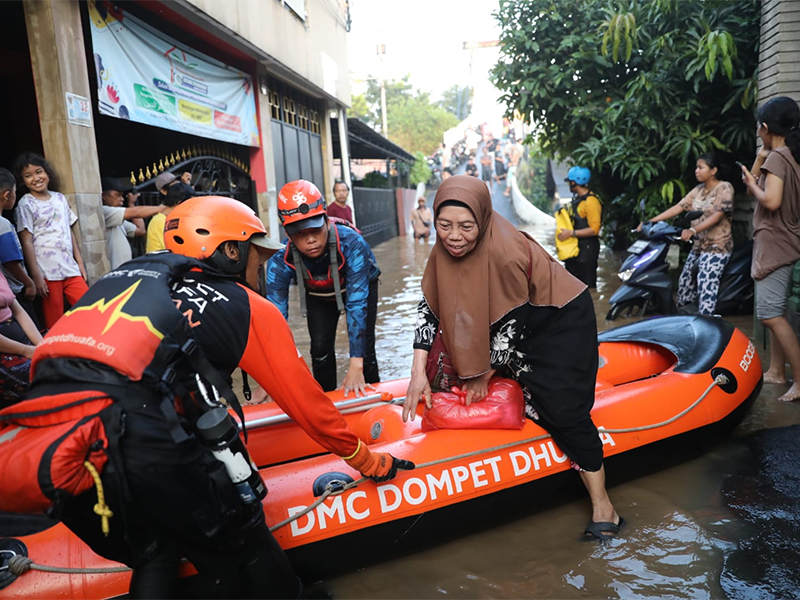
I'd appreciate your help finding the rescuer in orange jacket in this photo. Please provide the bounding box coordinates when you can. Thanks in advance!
[22,197,413,598]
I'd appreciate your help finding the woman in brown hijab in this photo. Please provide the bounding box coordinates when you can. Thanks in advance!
[402,175,622,539]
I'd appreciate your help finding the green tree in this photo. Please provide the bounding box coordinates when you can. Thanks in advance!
[438,85,474,120]
[492,0,760,247]
[410,151,433,186]
[354,75,458,155]
[389,95,458,155]
[364,76,413,125]
[349,93,371,123]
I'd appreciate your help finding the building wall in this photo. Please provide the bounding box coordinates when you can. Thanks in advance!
[755,0,800,338]
[759,0,800,103]
[738,0,800,242]
[181,0,351,106]
[16,0,351,275]
[23,0,108,280]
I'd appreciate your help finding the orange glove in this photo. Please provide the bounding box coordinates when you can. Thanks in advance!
[343,440,415,483]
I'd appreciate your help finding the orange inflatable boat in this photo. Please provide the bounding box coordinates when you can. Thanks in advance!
[0,316,763,598]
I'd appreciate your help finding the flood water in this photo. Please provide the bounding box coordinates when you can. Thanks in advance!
[279,189,800,599]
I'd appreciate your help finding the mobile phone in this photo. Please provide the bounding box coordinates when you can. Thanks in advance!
[735,161,745,169]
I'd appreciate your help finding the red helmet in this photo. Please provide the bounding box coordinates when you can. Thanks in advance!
[278,180,327,236]
[164,196,282,274]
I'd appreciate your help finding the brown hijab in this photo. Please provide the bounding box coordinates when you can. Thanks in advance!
[422,176,585,378]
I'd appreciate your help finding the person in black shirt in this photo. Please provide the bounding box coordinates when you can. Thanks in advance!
[465,156,478,177]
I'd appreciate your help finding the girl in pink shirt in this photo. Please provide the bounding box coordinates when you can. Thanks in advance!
[0,270,41,407]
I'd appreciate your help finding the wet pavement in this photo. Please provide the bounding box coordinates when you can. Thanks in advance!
[279,184,800,599]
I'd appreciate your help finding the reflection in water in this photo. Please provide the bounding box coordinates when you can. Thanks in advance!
[720,424,800,600]
[278,224,800,599]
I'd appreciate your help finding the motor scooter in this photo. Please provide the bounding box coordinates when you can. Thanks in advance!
[606,211,754,320]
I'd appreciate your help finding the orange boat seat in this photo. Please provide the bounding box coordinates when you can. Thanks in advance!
[598,341,676,387]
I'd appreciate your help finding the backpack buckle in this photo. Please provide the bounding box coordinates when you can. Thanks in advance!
[181,339,198,356]
[162,367,177,386]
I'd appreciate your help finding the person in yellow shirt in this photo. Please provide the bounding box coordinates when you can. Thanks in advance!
[556,166,602,288]
[146,182,195,253]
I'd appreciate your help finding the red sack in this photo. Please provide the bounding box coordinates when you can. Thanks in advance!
[422,378,526,431]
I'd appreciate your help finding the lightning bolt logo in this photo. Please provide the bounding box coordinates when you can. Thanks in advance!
[66,280,164,339]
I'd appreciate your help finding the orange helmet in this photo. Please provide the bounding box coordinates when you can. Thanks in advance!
[278,179,327,236]
[164,196,283,274]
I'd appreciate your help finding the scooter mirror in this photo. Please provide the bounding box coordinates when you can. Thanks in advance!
[677,210,704,228]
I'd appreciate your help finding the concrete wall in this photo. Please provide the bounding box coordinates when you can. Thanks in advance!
[759,0,800,102]
[181,0,351,106]
[736,0,800,243]
[22,0,108,281]
[755,0,800,340]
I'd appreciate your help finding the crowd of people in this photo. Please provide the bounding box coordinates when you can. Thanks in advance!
[457,129,521,199]
[1,94,800,596]
[0,153,198,408]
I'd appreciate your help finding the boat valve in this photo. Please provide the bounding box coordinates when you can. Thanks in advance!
[312,471,355,497]
[0,539,27,591]
[711,367,737,394]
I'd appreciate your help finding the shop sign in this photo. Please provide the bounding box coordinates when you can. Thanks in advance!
[88,1,260,147]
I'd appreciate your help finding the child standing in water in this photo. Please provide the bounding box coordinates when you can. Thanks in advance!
[13,153,88,328]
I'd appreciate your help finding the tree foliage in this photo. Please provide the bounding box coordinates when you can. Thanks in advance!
[410,151,433,186]
[492,0,760,247]
[349,93,371,122]
[516,151,552,214]
[351,75,458,156]
[438,85,474,120]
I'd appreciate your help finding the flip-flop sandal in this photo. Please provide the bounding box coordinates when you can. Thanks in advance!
[583,516,625,541]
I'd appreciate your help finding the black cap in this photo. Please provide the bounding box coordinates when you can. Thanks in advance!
[101,176,132,193]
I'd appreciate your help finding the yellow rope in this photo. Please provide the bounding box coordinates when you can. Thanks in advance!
[83,461,113,537]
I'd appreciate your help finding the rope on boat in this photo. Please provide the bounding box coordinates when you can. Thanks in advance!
[270,373,729,532]
[8,375,729,574]
[5,553,131,575]
[598,373,728,434]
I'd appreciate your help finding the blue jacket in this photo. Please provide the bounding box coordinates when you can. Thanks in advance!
[266,224,380,357]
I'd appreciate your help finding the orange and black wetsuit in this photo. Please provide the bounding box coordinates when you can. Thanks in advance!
[28,265,366,599]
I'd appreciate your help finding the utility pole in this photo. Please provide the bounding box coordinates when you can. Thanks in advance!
[377,43,388,137]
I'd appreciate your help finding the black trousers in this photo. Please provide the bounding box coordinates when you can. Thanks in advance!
[61,448,301,599]
[564,237,600,288]
[512,289,603,471]
[306,279,380,391]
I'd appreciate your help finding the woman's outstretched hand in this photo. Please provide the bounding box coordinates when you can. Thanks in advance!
[403,370,432,422]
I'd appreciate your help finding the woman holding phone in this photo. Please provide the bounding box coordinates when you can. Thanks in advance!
[740,96,800,402]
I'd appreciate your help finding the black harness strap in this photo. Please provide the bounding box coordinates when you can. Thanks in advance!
[328,227,346,315]
[290,226,345,317]
[241,369,252,403]
[291,244,310,318]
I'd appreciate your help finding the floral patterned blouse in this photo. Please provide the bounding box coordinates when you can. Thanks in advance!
[413,297,531,378]
[677,181,734,254]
